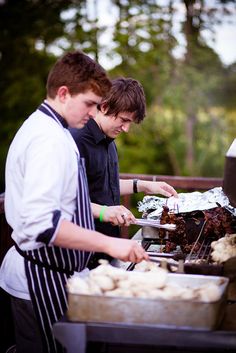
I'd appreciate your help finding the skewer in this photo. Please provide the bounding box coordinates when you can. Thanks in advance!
[185,220,207,262]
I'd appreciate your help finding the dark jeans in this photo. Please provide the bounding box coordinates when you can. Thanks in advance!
[11,296,44,353]
[0,288,15,353]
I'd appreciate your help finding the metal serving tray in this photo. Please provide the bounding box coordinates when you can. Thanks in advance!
[67,273,229,331]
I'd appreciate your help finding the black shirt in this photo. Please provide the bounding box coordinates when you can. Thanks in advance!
[70,119,120,238]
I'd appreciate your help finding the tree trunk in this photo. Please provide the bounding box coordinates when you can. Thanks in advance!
[186,112,197,174]
[183,0,201,174]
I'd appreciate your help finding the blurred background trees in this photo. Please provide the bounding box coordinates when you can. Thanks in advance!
[0,0,236,192]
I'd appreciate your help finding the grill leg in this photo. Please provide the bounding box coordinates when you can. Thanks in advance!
[53,322,86,353]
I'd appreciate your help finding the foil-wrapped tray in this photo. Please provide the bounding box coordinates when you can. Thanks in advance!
[67,273,229,331]
[138,187,236,219]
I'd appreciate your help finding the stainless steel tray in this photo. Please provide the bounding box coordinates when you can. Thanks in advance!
[67,273,229,330]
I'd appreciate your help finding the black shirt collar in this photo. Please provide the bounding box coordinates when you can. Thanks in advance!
[86,118,114,145]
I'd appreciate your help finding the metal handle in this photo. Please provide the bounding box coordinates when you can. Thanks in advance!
[134,218,176,231]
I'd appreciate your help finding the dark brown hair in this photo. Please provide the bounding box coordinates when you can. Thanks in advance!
[46,50,111,98]
[100,77,146,123]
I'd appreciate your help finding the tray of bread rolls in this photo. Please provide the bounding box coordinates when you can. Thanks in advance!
[67,261,229,330]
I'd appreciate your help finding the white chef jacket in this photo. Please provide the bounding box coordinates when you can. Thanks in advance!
[0,106,79,299]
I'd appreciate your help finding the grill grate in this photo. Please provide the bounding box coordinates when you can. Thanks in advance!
[127,208,236,276]
[185,220,212,263]
[140,219,225,275]
[185,238,213,263]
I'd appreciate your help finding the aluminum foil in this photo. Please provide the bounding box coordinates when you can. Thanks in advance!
[137,187,236,218]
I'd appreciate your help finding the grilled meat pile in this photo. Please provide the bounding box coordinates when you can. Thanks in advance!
[158,206,236,254]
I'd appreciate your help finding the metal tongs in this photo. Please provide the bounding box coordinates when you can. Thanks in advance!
[134,218,176,231]
[133,198,179,231]
[147,251,185,273]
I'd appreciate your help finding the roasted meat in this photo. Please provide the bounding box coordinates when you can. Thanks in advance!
[158,206,235,254]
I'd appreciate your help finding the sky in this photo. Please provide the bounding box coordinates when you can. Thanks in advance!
[57,0,236,70]
[205,22,236,66]
[92,0,236,69]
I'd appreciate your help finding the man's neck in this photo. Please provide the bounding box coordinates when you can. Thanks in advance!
[46,97,64,118]
[93,114,104,133]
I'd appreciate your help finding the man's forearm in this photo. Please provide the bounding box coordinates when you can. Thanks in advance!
[53,219,112,253]
[91,202,103,219]
[119,179,135,195]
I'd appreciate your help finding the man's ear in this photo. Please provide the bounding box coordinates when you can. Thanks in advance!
[57,86,69,102]
[99,103,108,114]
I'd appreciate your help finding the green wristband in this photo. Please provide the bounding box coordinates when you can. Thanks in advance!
[99,205,107,222]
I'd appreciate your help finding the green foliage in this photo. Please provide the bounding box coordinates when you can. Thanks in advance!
[0,0,82,191]
[111,0,236,178]
[0,0,236,192]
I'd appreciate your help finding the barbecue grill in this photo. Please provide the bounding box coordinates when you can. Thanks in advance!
[133,185,236,280]
[56,232,236,353]
[126,210,236,280]
[54,207,236,353]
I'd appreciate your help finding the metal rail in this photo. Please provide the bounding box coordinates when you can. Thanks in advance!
[120,173,222,190]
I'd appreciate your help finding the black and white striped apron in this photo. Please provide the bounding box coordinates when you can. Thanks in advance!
[16,102,94,353]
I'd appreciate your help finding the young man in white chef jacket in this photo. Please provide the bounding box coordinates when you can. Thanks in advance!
[0,50,149,353]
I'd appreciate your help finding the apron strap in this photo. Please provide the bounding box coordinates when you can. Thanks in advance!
[15,243,74,276]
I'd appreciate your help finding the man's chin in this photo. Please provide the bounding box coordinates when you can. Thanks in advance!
[112,132,121,138]
[76,123,85,129]
[75,121,88,129]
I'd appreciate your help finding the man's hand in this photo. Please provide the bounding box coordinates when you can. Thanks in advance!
[103,205,136,226]
[139,181,178,198]
[105,237,149,263]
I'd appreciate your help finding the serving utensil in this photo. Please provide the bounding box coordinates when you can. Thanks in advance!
[134,218,176,231]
